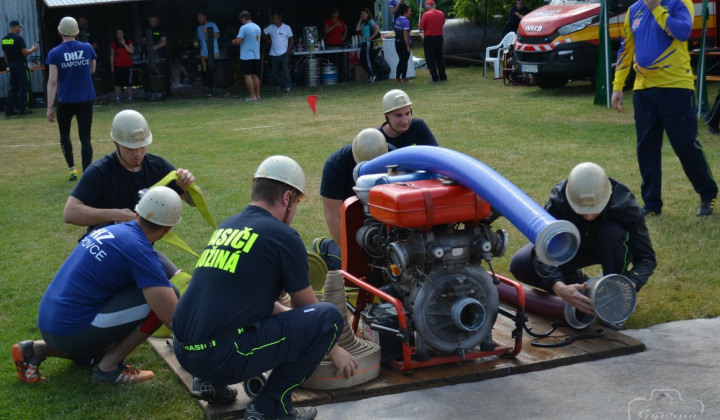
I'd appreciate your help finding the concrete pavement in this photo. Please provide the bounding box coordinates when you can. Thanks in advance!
[315,317,720,419]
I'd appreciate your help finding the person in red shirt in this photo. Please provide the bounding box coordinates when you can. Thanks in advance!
[419,0,447,82]
[110,29,135,102]
[324,7,347,47]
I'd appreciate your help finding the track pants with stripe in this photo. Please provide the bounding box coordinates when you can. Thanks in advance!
[174,302,342,419]
[40,285,177,365]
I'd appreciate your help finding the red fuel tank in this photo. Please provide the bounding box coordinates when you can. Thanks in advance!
[367,179,492,229]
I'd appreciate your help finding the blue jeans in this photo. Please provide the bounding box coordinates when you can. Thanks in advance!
[633,88,717,212]
[269,54,291,89]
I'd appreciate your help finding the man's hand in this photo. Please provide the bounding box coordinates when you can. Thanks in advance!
[47,108,55,123]
[175,168,195,189]
[644,0,660,12]
[116,208,137,223]
[611,90,624,112]
[328,345,358,379]
[553,282,596,315]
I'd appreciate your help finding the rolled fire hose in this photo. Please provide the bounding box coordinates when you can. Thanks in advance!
[357,146,580,266]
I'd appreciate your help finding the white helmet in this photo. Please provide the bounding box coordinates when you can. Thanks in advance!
[111,110,153,149]
[352,128,388,163]
[254,156,306,196]
[135,186,182,226]
[58,17,79,36]
[382,89,412,114]
[566,162,612,215]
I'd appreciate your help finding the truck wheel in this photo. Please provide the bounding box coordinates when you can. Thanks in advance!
[534,76,569,89]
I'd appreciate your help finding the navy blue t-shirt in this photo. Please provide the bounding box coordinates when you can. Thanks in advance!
[378,118,438,149]
[46,41,97,103]
[172,205,311,342]
[70,152,180,234]
[2,33,27,63]
[320,143,398,201]
[38,221,170,336]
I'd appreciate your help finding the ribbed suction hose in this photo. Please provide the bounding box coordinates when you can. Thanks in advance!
[357,146,580,265]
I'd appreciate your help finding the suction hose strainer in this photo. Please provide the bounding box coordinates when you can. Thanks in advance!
[585,274,637,324]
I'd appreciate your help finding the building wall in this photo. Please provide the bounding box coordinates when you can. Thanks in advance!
[1,0,44,98]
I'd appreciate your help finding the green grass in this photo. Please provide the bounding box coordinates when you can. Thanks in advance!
[1,60,718,418]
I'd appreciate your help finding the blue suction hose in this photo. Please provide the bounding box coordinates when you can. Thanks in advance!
[357,146,580,266]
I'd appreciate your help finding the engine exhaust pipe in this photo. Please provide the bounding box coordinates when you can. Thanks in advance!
[357,146,580,266]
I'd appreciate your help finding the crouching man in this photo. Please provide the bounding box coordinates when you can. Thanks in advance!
[172,156,357,420]
[12,186,183,384]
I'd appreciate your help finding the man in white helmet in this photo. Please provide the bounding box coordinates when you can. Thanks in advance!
[315,128,392,269]
[46,16,97,181]
[378,89,438,148]
[509,162,656,327]
[12,186,183,384]
[63,109,197,278]
[173,156,357,418]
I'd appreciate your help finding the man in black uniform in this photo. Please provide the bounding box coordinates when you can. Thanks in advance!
[316,129,391,269]
[77,16,98,51]
[509,162,656,327]
[143,15,171,100]
[2,20,39,116]
[378,89,438,148]
[173,156,357,420]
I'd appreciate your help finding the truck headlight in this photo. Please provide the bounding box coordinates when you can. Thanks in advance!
[557,17,593,35]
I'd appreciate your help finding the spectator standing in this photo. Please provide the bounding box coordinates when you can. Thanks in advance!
[503,0,532,36]
[110,29,134,103]
[419,0,447,82]
[11,187,183,385]
[356,8,380,84]
[172,156,357,415]
[144,15,170,101]
[2,20,39,117]
[196,11,220,73]
[389,0,406,24]
[233,11,262,101]
[324,8,348,47]
[46,17,97,181]
[262,12,294,93]
[77,16,98,51]
[393,4,412,82]
[611,0,717,216]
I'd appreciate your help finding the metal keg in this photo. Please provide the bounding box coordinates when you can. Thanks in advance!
[304,58,321,87]
[321,64,338,85]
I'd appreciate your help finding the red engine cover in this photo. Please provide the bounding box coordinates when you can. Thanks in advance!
[367,179,492,229]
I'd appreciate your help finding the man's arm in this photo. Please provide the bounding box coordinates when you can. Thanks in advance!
[322,197,343,245]
[90,59,96,75]
[142,286,178,329]
[46,64,58,123]
[21,43,39,57]
[63,195,136,226]
[289,286,358,378]
[287,35,294,54]
[611,9,634,111]
[155,36,167,51]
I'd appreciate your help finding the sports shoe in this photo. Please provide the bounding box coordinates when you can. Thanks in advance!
[92,362,155,384]
[19,110,33,115]
[191,377,238,405]
[709,126,720,135]
[127,97,134,103]
[244,403,318,420]
[284,87,291,93]
[697,198,716,216]
[68,168,80,182]
[12,340,46,383]
[115,98,122,104]
[643,208,661,217]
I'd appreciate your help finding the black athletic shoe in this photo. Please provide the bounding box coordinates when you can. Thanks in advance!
[643,208,661,217]
[244,403,318,420]
[697,198,716,217]
[191,377,238,405]
[708,126,720,135]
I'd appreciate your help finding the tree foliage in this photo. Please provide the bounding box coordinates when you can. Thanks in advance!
[452,0,545,27]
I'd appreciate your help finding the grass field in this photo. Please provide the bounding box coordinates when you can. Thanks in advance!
[1,61,718,419]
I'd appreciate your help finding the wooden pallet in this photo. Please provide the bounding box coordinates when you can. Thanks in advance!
[149,311,645,419]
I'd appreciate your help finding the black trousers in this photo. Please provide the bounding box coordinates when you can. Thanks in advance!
[5,62,31,114]
[58,101,94,171]
[395,41,410,79]
[360,42,375,78]
[423,35,446,81]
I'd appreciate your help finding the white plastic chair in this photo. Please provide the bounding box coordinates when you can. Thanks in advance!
[484,32,516,79]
